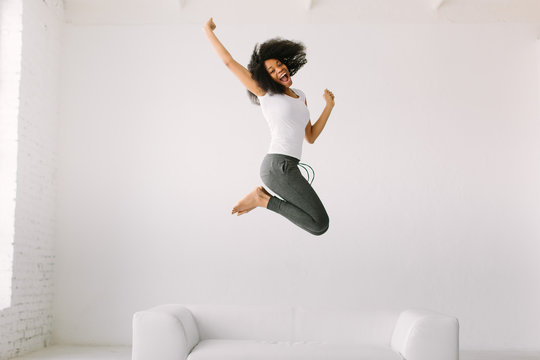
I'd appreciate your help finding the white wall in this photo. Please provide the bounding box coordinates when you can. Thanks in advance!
[0,0,63,359]
[63,0,540,25]
[55,23,540,350]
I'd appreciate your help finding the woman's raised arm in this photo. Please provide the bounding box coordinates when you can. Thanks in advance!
[203,18,265,97]
[305,89,335,144]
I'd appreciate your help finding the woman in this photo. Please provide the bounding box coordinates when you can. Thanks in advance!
[203,18,335,236]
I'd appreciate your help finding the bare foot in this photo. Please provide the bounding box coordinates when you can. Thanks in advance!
[232,186,271,216]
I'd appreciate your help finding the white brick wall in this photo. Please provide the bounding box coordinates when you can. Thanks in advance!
[0,0,63,359]
[0,0,22,311]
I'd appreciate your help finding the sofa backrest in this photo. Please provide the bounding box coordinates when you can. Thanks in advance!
[187,305,398,346]
[188,305,294,342]
[293,307,397,346]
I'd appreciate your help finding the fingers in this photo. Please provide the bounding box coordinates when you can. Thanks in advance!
[324,89,335,99]
[204,17,216,31]
[324,89,335,106]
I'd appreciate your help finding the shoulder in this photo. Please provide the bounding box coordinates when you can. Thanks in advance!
[293,88,306,99]
[257,91,270,103]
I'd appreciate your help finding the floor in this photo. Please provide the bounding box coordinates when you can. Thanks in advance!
[461,351,540,360]
[11,347,131,360]
[9,345,540,360]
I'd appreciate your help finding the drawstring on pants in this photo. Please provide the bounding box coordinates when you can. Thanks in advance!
[298,162,315,185]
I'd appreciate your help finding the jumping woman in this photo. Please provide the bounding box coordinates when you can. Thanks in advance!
[203,18,335,236]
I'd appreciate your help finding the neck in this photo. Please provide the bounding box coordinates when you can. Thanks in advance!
[285,88,296,97]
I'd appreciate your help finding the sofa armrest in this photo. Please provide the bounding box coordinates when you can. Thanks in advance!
[132,304,200,360]
[391,309,459,360]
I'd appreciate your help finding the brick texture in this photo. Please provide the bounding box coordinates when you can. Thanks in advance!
[0,0,63,359]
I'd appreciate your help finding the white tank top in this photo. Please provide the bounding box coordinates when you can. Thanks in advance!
[258,88,310,160]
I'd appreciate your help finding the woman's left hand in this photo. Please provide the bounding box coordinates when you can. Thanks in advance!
[323,89,335,107]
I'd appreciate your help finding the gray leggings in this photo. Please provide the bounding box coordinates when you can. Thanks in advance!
[260,153,329,236]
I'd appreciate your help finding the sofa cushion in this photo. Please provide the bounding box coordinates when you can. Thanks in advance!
[187,339,402,360]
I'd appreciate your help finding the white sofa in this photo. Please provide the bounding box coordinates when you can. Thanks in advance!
[132,305,459,360]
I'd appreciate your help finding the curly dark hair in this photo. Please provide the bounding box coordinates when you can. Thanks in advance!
[247,38,307,105]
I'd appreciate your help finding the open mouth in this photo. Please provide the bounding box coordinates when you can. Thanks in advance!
[279,73,290,83]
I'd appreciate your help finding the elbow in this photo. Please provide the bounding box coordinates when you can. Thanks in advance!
[305,126,317,144]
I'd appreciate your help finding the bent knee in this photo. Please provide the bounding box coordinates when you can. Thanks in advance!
[311,225,329,236]
[310,215,329,236]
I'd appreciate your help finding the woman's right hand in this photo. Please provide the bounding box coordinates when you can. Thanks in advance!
[204,17,216,32]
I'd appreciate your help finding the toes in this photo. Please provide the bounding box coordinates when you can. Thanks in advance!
[237,207,255,216]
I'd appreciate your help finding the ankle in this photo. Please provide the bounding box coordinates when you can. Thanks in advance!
[257,187,270,201]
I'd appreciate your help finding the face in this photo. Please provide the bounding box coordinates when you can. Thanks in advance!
[264,59,293,87]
